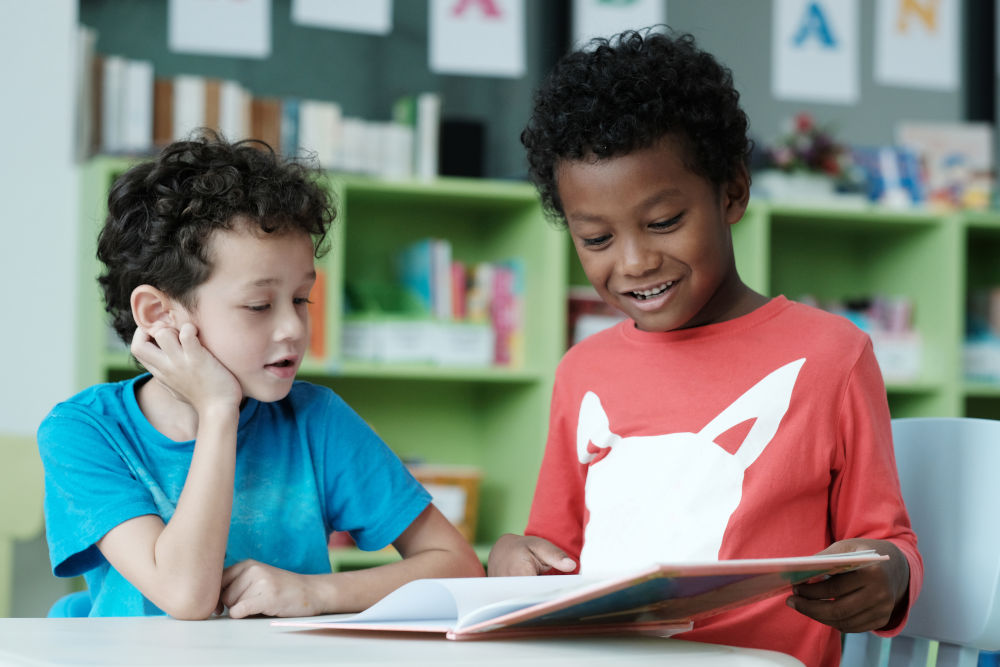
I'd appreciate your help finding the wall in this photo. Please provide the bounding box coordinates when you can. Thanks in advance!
[79,0,569,180]
[0,0,81,616]
[79,0,981,174]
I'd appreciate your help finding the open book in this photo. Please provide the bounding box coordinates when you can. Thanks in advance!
[273,551,886,640]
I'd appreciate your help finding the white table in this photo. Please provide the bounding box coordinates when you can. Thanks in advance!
[0,617,804,666]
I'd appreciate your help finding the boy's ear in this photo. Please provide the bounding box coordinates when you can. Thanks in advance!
[130,284,182,331]
[723,164,751,225]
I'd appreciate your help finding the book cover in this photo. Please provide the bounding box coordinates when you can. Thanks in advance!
[280,97,300,157]
[100,55,126,154]
[272,551,885,641]
[152,78,174,148]
[307,268,326,360]
[396,239,434,315]
[219,79,251,142]
[172,74,206,142]
[250,97,282,152]
[121,59,154,154]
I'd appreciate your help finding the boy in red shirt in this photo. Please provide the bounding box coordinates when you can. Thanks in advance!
[488,29,921,667]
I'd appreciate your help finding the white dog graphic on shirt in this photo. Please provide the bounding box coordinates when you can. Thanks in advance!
[577,358,805,574]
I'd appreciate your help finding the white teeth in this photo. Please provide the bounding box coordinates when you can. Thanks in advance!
[632,281,674,299]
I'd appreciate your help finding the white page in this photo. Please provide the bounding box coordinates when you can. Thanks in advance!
[342,576,586,625]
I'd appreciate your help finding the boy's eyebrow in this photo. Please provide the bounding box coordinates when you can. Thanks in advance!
[568,188,683,222]
[242,270,317,288]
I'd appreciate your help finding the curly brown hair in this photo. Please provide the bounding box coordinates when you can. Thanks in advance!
[97,130,335,344]
[521,28,752,224]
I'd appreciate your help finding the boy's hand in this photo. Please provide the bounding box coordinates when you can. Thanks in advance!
[221,560,325,619]
[487,534,577,576]
[132,323,242,414]
[786,538,910,633]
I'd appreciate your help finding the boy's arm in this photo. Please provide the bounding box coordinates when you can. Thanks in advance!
[788,339,921,634]
[97,324,242,619]
[220,504,484,618]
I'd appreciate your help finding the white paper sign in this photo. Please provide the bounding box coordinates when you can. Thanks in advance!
[572,0,666,49]
[429,0,525,78]
[291,0,393,35]
[168,0,271,59]
[772,0,858,104]
[875,0,958,90]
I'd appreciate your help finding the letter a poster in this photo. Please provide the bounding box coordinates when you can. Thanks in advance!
[772,0,858,104]
[875,0,958,90]
[429,0,525,78]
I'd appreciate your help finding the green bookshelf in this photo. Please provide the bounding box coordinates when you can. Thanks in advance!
[80,158,1000,567]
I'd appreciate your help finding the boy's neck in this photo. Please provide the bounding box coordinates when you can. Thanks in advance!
[135,376,203,442]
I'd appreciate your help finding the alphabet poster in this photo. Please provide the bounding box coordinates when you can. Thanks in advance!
[168,0,271,59]
[875,0,958,90]
[772,0,858,104]
[291,0,392,35]
[429,0,525,78]
[571,0,666,49]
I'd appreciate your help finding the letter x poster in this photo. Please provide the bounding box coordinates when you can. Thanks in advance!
[772,0,859,104]
[429,0,525,78]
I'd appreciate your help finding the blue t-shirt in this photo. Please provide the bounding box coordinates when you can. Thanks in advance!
[37,375,431,616]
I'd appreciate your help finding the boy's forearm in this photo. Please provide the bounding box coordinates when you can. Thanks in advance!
[311,546,485,614]
[151,406,239,618]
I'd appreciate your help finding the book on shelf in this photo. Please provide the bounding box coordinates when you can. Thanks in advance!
[250,97,283,152]
[896,120,995,210]
[272,551,885,640]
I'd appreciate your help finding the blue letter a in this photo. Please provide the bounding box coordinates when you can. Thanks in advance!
[792,2,838,47]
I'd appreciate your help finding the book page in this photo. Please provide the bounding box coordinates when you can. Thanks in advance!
[341,576,589,626]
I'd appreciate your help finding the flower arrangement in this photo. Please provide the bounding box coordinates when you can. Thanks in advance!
[765,112,849,179]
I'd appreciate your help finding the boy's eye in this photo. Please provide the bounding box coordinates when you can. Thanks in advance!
[294,297,313,306]
[581,234,611,247]
[246,304,270,312]
[649,213,683,230]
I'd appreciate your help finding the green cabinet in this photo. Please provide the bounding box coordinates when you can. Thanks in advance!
[80,156,1000,550]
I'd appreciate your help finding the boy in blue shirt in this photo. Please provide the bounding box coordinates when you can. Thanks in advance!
[39,132,483,619]
[487,30,920,666]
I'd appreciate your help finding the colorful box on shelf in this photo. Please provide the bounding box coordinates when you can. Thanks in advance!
[407,463,482,543]
[964,338,1000,384]
[341,315,494,367]
[871,331,922,382]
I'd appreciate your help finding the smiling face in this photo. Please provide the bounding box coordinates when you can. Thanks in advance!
[557,134,755,332]
[174,220,317,403]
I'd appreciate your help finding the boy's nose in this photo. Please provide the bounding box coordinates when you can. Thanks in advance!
[275,305,307,342]
[620,238,661,276]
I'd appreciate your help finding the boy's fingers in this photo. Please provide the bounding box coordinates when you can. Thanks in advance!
[529,541,576,572]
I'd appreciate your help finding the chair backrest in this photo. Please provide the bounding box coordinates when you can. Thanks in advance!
[891,417,1000,650]
[0,434,45,617]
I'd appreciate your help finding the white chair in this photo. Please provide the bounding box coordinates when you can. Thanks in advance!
[841,417,1000,667]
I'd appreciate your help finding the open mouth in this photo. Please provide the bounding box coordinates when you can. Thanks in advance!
[630,281,675,300]
[268,359,295,368]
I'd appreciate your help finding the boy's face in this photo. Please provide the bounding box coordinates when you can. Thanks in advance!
[557,134,748,332]
[174,221,316,403]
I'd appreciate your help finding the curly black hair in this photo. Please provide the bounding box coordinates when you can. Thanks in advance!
[522,28,751,224]
[97,130,335,344]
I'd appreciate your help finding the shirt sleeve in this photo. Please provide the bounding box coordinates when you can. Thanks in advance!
[831,339,924,635]
[524,370,587,569]
[309,388,431,552]
[37,405,161,578]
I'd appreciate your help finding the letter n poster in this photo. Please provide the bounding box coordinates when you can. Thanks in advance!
[874,0,958,90]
